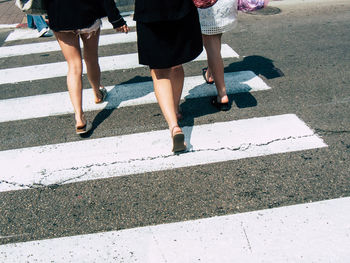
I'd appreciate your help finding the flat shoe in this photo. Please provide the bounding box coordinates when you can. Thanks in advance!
[171,127,186,153]
[202,67,214,84]
[76,120,92,135]
[211,97,230,111]
[95,87,107,104]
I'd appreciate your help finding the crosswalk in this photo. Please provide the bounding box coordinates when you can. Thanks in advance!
[1,197,349,262]
[1,13,348,262]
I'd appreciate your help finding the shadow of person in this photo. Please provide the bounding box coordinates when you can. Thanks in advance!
[178,73,258,150]
[225,55,284,79]
[82,55,281,138]
[80,75,153,138]
[178,54,285,150]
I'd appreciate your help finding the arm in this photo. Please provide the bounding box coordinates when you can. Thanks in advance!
[103,0,127,29]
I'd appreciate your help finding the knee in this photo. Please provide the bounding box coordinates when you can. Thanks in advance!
[67,61,83,75]
[152,68,172,80]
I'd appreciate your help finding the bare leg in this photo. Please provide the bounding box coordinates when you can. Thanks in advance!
[54,31,86,127]
[169,65,184,118]
[151,67,179,130]
[203,34,229,104]
[151,67,186,151]
[80,29,104,103]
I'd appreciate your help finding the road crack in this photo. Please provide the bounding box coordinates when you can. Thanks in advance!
[315,128,350,136]
[0,179,44,190]
[2,133,319,189]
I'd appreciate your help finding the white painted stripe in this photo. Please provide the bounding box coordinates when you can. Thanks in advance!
[5,28,43,42]
[0,32,137,58]
[0,114,327,193]
[0,71,269,123]
[0,44,238,85]
[0,197,348,262]
[0,24,18,29]
[4,16,136,42]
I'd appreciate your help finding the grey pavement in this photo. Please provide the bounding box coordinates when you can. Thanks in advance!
[0,0,25,26]
[0,0,349,261]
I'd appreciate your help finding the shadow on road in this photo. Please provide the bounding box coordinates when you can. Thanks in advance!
[82,55,284,139]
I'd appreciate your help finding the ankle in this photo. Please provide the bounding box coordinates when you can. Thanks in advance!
[170,125,182,136]
[217,94,229,104]
[75,113,86,127]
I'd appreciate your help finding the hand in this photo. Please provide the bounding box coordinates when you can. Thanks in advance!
[116,24,129,33]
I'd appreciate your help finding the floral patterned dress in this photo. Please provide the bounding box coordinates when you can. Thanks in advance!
[198,0,238,35]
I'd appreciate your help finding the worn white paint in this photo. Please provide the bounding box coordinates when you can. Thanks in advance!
[0,71,269,123]
[0,44,238,85]
[0,197,348,262]
[0,32,137,58]
[0,24,18,29]
[0,114,327,193]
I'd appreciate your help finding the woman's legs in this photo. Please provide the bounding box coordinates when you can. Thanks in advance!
[54,31,86,127]
[80,29,105,103]
[151,66,186,151]
[202,34,229,104]
[169,65,184,118]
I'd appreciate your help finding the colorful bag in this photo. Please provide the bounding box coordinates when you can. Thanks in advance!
[238,0,269,12]
[15,0,47,15]
[193,0,218,9]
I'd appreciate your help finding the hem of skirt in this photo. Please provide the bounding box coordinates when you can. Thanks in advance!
[141,49,203,69]
[201,21,238,35]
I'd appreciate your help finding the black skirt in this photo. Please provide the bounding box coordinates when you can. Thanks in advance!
[46,0,124,31]
[136,8,203,69]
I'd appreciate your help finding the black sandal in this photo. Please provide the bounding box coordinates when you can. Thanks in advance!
[95,87,108,104]
[211,97,230,111]
[202,67,214,84]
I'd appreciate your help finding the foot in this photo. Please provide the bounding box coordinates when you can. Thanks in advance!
[211,95,230,111]
[217,94,229,104]
[171,126,186,153]
[95,86,108,104]
[43,29,53,37]
[38,28,53,37]
[202,67,214,84]
[76,120,92,135]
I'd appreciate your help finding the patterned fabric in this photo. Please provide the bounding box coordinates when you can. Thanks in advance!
[238,0,268,12]
[193,0,217,9]
[198,0,238,35]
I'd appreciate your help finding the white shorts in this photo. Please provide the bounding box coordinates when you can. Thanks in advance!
[60,19,102,39]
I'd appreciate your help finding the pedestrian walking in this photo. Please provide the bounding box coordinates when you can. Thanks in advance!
[198,0,238,111]
[133,0,203,152]
[45,0,129,134]
[26,15,53,37]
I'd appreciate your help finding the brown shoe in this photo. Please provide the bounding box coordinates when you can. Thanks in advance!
[76,120,92,135]
[171,126,186,153]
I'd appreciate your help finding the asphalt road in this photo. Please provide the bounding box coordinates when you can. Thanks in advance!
[0,0,349,256]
